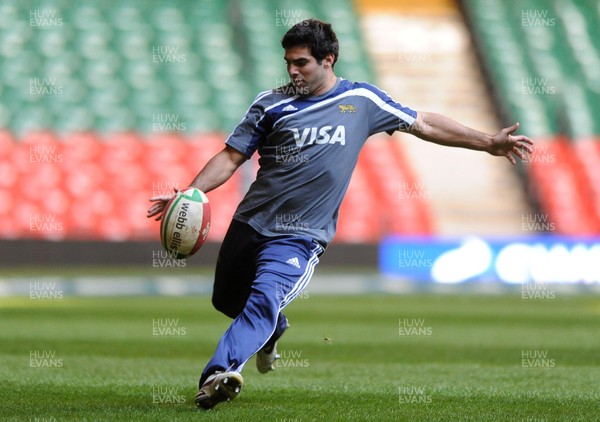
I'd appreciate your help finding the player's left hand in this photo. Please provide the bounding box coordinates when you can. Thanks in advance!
[147,188,179,221]
[488,122,534,165]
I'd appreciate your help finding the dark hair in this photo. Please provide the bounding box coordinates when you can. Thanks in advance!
[281,18,339,67]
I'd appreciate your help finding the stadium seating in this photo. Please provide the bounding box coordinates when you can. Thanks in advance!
[573,139,600,230]
[463,0,600,235]
[527,139,598,234]
[1,0,251,134]
[2,130,432,241]
[336,136,433,242]
[0,132,239,241]
[7,0,598,241]
[11,0,599,241]
[1,0,373,135]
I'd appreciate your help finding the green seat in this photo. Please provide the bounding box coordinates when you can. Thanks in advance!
[465,0,600,139]
[0,0,372,136]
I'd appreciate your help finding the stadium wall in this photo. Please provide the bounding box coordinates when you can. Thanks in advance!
[0,240,378,268]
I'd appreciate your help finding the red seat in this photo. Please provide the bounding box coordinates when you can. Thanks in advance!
[1,130,438,241]
[358,136,433,235]
[59,132,101,166]
[205,173,242,240]
[572,139,600,232]
[528,139,597,235]
[336,162,380,243]
[0,130,15,155]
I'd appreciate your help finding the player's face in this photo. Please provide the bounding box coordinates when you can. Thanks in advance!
[284,46,334,96]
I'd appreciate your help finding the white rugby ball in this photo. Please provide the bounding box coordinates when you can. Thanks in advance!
[160,187,211,259]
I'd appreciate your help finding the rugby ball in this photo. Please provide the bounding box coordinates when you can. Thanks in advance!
[160,187,210,259]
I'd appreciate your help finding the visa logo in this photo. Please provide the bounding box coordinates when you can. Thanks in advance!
[291,125,346,147]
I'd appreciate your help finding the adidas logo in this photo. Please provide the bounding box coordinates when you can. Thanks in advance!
[286,257,301,268]
[282,104,298,112]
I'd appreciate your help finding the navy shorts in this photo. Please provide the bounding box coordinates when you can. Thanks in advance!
[212,219,323,318]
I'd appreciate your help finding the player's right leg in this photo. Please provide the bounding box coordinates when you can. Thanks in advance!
[195,219,257,409]
[209,218,292,370]
[195,371,244,410]
[256,312,288,373]
[196,219,291,409]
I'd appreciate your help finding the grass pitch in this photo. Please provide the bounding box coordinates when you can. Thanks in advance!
[0,293,598,421]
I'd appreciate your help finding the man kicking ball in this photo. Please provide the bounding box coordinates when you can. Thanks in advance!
[147,18,533,409]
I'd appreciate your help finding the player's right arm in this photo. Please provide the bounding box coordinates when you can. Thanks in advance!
[146,145,247,221]
[147,90,270,220]
[188,145,247,193]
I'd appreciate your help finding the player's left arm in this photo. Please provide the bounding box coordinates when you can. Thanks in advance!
[408,111,534,165]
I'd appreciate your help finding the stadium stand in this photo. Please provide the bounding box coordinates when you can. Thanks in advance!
[1,131,241,241]
[462,0,600,234]
[359,0,532,235]
[10,0,597,243]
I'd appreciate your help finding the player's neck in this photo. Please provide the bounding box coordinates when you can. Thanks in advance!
[311,73,337,97]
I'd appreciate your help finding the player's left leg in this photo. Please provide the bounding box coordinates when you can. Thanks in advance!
[196,236,323,408]
[256,311,289,373]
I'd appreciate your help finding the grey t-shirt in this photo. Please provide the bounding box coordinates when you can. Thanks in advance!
[226,78,417,247]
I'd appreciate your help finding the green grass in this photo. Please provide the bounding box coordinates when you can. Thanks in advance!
[0,294,598,421]
[0,266,217,277]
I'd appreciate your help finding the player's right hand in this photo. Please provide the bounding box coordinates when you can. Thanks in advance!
[147,188,179,221]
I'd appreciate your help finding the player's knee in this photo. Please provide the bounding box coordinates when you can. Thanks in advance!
[211,293,241,318]
[248,287,279,318]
